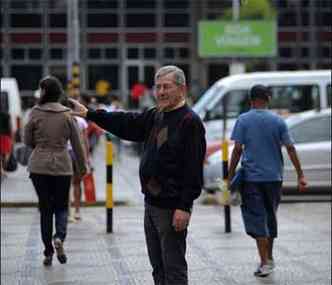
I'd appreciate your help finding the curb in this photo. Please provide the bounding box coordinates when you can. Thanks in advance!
[0,200,129,208]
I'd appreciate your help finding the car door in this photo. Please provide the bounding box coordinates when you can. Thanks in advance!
[283,114,331,191]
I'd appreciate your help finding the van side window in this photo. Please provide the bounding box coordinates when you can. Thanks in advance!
[268,85,319,113]
[289,115,331,144]
[0,91,9,112]
[207,90,249,120]
[327,84,331,107]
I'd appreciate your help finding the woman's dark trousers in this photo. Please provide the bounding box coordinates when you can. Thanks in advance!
[30,174,71,257]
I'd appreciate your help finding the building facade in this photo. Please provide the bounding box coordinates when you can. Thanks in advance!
[0,0,331,107]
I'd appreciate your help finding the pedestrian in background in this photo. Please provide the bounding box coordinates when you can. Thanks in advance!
[24,76,86,266]
[70,65,206,285]
[228,85,307,277]
[68,114,90,222]
[0,111,13,177]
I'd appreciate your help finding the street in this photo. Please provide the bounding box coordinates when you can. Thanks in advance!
[1,138,331,285]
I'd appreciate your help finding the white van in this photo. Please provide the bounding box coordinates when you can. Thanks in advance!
[0,78,23,141]
[193,70,331,142]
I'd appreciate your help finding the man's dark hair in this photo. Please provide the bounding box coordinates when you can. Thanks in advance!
[250,85,271,102]
[38,76,64,105]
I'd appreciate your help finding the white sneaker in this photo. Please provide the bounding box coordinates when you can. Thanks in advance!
[68,215,76,223]
[254,265,273,277]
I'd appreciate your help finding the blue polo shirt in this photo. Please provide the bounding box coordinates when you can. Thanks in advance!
[231,109,293,182]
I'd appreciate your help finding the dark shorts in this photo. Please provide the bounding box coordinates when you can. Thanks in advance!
[240,181,282,239]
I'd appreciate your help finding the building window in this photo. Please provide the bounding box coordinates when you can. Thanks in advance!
[163,0,189,9]
[48,0,67,9]
[278,12,297,26]
[279,47,293,58]
[11,65,42,90]
[126,0,155,9]
[10,0,41,9]
[11,49,25,60]
[277,63,298,71]
[164,14,190,27]
[88,48,102,59]
[301,12,310,26]
[320,47,331,58]
[87,1,118,9]
[88,65,119,90]
[49,14,67,28]
[87,14,118,27]
[50,48,64,59]
[301,47,309,57]
[316,11,332,26]
[105,48,118,59]
[164,47,175,58]
[28,48,42,60]
[10,14,42,28]
[206,0,228,9]
[317,0,332,8]
[126,14,156,27]
[143,48,156,59]
[49,66,67,87]
[179,48,190,58]
[127,48,139,59]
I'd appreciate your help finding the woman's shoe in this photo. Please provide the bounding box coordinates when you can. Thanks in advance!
[43,255,53,266]
[74,212,81,221]
[54,238,67,264]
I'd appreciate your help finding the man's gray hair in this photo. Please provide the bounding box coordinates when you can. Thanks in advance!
[155,65,186,86]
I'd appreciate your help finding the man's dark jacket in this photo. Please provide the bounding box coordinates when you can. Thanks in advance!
[87,105,206,212]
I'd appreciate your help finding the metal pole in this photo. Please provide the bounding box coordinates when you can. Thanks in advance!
[67,0,80,82]
[222,95,231,233]
[67,0,73,82]
[73,0,80,64]
[106,140,113,233]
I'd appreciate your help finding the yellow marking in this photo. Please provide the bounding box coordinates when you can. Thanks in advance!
[222,140,229,161]
[106,184,113,208]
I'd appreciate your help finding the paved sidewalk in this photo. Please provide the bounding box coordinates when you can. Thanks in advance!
[0,137,143,206]
[1,203,331,285]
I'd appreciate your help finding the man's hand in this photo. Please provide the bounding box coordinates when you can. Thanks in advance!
[172,209,191,232]
[298,175,308,192]
[69,98,88,118]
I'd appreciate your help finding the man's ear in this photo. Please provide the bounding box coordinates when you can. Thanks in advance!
[181,84,187,97]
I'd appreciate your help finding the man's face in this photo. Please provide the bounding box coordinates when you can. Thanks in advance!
[155,73,185,111]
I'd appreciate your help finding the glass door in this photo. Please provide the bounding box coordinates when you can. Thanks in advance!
[124,61,157,109]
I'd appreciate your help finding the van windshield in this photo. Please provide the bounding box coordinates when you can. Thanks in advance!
[193,85,224,118]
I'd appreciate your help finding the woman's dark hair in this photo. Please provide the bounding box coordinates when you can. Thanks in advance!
[38,76,64,105]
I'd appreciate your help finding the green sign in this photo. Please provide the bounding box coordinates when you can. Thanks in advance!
[198,20,277,57]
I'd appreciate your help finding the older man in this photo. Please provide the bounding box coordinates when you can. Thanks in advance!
[71,66,206,285]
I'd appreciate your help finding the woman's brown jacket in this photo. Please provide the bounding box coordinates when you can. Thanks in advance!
[24,102,86,177]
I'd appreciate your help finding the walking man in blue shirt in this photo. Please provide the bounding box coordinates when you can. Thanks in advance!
[229,85,307,277]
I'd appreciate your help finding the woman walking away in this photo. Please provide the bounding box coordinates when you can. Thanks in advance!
[24,76,86,266]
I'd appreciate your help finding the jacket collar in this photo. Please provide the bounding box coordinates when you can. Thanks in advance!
[35,102,70,113]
